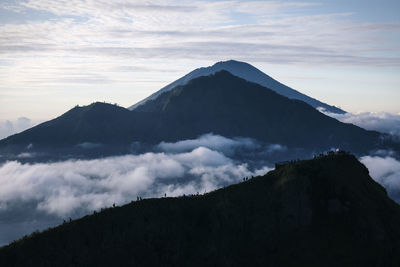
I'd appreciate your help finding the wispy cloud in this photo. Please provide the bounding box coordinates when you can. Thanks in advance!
[157,133,260,155]
[319,108,400,136]
[0,0,399,91]
[0,117,39,139]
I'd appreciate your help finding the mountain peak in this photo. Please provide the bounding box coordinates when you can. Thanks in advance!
[128,60,345,114]
[1,68,377,155]
[213,59,248,66]
[132,68,377,151]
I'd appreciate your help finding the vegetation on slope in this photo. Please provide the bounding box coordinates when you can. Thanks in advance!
[1,153,400,266]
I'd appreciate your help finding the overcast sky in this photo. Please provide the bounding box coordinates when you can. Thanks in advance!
[0,0,399,121]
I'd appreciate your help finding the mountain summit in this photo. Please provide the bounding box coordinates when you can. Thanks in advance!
[0,71,381,162]
[129,60,345,114]
[133,71,377,151]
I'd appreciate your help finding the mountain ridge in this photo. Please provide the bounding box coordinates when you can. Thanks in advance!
[0,71,382,162]
[129,60,345,114]
[1,153,400,266]
[133,70,378,150]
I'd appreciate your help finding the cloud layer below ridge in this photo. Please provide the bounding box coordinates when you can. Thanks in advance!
[319,108,400,136]
[0,146,270,217]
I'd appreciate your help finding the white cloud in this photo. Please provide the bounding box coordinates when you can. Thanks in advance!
[0,117,39,139]
[360,155,400,203]
[0,146,271,217]
[319,108,400,136]
[0,0,399,89]
[157,133,259,155]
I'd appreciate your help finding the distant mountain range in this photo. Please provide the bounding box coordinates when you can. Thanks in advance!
[129,60,345,114]
[0,70,383,162]
[2,153,400,266]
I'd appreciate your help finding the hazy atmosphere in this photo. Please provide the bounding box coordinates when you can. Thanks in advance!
[1,0,400,131]
[1,1,400,261]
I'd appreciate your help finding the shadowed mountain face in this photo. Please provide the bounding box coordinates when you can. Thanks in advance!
[0,71,381,161]
[1,103,136,145]
[134,71,377,151]
[0,103,143,161]
[1,154,400,266]
[129,60,345,114]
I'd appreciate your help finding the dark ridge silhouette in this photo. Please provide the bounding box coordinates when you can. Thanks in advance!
[129,60,345,114]
[0,102,136,145]
[0,71,386,161]
[1,153,400,266]
[134,71,379,152]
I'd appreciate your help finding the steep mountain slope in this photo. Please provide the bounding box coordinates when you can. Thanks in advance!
[129,60,345,114]
[135,71,378,152]
[0,71,381,160]
[1,153,400,266]
[0,102,152,161]
[0,103,137,146]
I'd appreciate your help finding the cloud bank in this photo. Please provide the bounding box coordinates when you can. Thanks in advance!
[0,133,282,245]
[156,133,287,158]
[1,132,400,246]
[157,133,259,155]
[0,146,270,217]
[361,155,400,203]
[319,108,400,136]
[0,117,39,139]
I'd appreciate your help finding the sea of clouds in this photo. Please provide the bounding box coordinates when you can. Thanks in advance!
[1,133,400,245]
[0,146,270,217]
[318,108,400,136]
[0,134,275,245]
